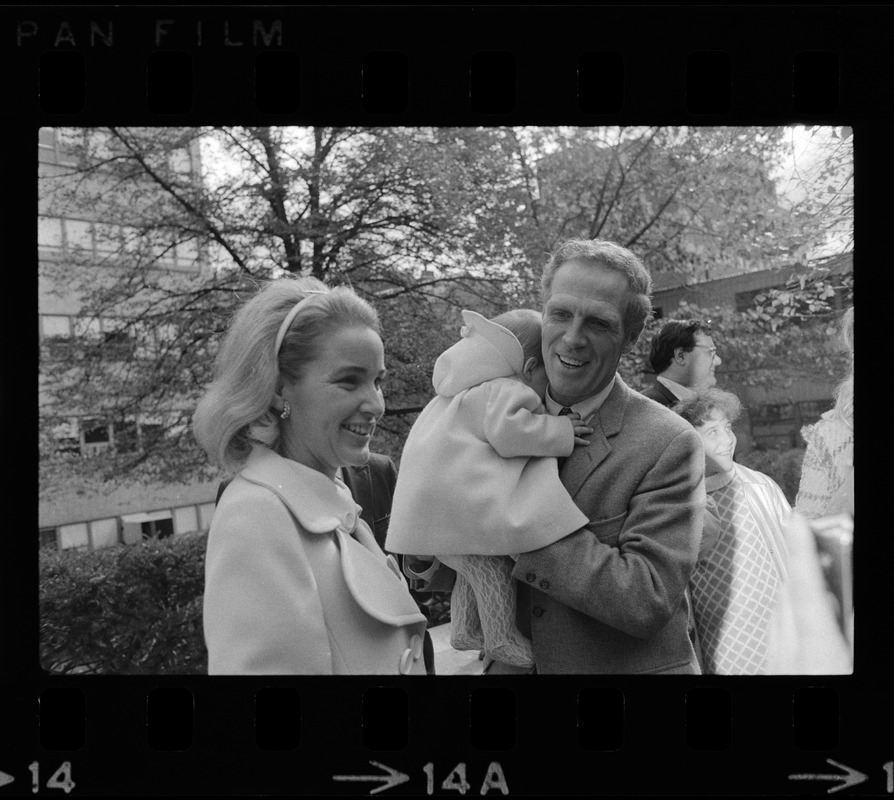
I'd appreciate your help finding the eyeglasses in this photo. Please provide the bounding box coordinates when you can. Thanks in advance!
[692,345,717,359]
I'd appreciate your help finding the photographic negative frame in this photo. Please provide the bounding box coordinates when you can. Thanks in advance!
[6,4,888,796]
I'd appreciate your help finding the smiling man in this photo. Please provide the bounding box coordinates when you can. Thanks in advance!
[500,238,708,674]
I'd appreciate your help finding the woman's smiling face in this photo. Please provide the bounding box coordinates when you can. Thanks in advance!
[280,325,386,479]
[696,408,737,476]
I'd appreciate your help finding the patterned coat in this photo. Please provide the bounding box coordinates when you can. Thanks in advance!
[794,411,854,519]
[690,463,791,675]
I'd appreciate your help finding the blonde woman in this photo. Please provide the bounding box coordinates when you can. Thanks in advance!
[194,277,427,675]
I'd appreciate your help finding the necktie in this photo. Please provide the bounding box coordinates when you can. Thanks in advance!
[557,406,574,469]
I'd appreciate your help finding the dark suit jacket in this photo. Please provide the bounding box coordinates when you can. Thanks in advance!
[340,454,398,550]
[639,379,679,408]
[511,376,706,674]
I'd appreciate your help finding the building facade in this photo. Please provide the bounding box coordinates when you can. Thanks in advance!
[38,127,220,551]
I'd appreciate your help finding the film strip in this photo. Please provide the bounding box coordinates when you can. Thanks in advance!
[3,4,890,796]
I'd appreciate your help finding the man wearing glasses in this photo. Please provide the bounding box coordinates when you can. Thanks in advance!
[641,319,722,407]
[640,318,723,671]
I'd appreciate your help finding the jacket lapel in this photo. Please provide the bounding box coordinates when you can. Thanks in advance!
[659,382,678,406]
[241,447,359,534]
[241,447,425,628]
[562,377,629,498]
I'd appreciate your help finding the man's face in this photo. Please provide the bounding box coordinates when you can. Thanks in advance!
[683,332,721,390]
[542,261,631,406]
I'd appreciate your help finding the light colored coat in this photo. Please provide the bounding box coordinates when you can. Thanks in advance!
[385,311,589,557]
[204,447,428,675]
[512,377,707,674]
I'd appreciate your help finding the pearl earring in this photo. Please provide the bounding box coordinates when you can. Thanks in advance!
[280,401,291,420]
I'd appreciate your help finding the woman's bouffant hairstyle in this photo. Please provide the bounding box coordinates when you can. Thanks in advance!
[491,308,543,366]
[540,238,653,350]
[193,277,381,473]
[833,306,854,428]
[672,387,743,429]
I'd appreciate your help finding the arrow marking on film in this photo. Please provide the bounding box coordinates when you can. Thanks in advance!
[333,761,410,795]
[0,771,14,790]
[789,759,869,794]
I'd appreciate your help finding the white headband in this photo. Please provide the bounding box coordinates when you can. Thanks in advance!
[274,290,329,354]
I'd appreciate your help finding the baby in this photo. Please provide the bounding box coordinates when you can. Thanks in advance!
[385,309,592,667]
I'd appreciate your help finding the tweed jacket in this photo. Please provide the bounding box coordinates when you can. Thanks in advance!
[511,376,707,674]
[639,379,679,408]
[204,447,428,675]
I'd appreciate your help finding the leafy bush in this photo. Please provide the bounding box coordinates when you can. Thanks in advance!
[40,532,208,675]
[40,531,453,674]
[737,446,806,505]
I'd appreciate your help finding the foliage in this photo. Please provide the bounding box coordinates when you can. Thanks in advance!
[40,533,208,675]
[737,447,807,506]
[39,531,451,674]
[620,296,851,394]
[39,125,853,487]
[774,125,853,258]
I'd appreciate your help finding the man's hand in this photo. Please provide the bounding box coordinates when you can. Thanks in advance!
[765,512,852,674]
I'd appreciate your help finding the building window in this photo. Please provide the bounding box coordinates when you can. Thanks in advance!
[81,418,112,456]
[65,219,94,253]
[101,318,137,358]
[139,415,166,449]
[93,222,121,254]
[169,147,193,175]
[51,419,81,455]
[73,316,102,340]
[41,315,72,339]
[143,517,174,541]
[112,416,140,453]
[38,128,56,149]
[652,307,664,320]
[38,216,64,249]
[39,527,58,549]
[41,315,74,359]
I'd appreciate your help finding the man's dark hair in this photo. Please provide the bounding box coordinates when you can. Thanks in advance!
[648,319,713,374]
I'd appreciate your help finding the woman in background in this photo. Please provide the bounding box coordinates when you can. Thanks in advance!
[794,306,854,519]
[674,388,791,675]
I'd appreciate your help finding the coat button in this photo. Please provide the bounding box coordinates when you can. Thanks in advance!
[532,606,544,618]
[526,573,536,583]
[399,649,414,674]
[409,634,423,659]
[539,579,550,590]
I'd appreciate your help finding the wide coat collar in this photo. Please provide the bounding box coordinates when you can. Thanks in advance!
[562,374,630,498]
[239,447,425,629]
[242,446,360,535]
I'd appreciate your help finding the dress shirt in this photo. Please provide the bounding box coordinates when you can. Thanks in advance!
[545,376,616,421]
[656,375,697,401]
